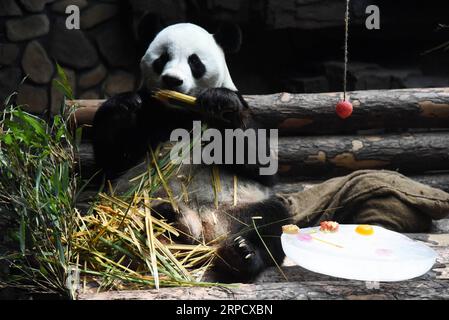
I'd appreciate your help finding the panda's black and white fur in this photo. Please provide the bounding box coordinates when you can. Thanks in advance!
[93,23,291,282]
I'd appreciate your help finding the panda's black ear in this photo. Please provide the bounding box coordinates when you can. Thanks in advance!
[213,22,242,54]
[136,13,165,54]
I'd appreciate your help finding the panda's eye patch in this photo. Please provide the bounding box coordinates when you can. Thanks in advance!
[188,54,206,79]
[152,52,170,75]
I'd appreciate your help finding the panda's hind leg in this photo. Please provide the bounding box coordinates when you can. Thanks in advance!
[213,196,291,283]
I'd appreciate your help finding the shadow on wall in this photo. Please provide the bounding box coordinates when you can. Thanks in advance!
[1,0,449,116]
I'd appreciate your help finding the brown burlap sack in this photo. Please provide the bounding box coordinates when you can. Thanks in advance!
[277,170,449,233]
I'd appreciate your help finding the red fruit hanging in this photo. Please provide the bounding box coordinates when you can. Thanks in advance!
[336,100,353,119]
[337,1,353,120]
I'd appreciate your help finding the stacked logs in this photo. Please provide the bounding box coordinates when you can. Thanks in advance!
[69,87,449,191]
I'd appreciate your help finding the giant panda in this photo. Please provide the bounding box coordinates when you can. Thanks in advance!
[92,23,291,282]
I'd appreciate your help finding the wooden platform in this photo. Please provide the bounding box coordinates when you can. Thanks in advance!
[78,233,449,300]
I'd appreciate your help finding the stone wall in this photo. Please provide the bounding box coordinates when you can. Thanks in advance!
[1,0,449,115]
[0,0,139,115]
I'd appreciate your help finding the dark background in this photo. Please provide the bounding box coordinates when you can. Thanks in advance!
[1,0,449,115]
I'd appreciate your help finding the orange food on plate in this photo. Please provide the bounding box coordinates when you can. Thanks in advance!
[355,224,374,236]
[319,221,339,233]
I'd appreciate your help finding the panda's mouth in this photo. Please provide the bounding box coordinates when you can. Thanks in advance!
[165,87,202,98]
[160,83,190,95]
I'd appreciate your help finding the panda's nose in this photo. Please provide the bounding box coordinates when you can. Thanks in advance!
[162,75,183,88]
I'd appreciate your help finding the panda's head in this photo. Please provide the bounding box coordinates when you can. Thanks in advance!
[140,23,241,95]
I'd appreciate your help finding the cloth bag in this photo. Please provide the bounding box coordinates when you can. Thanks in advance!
[278,170,449,232]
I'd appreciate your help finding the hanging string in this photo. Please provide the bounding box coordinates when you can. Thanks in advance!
[343,0,350,101]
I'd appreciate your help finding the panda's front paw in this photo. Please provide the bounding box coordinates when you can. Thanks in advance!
[108,92,143,112]
[196,88,248,128]
[213,234,265,282]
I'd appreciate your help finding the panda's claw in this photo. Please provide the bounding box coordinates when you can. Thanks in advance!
[214,233,267,282]
[234,237,254,258]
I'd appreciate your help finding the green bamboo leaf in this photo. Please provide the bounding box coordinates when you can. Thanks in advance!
[16,110,47,138]
[75,127,83,148]
[19,209,26,255]
[3,134,13,145]
[55,236,66,266]
[35,160,43,201]
[53,63,74,100]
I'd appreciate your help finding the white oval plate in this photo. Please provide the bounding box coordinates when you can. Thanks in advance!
[281,224,437,282]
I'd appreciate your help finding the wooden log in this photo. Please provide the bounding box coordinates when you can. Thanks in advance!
[77,233,449,300]
[249,88,449,134]
[68,87,449,135]
[277,131,449,179]
[76,137,449,184]
[78,280,449,300]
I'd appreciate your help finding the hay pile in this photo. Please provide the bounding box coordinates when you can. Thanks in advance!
[73,176,217,292]
[0,70,220,298]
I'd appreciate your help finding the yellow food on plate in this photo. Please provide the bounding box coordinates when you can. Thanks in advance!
[355,224,374,236]
[282,224,300,234]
